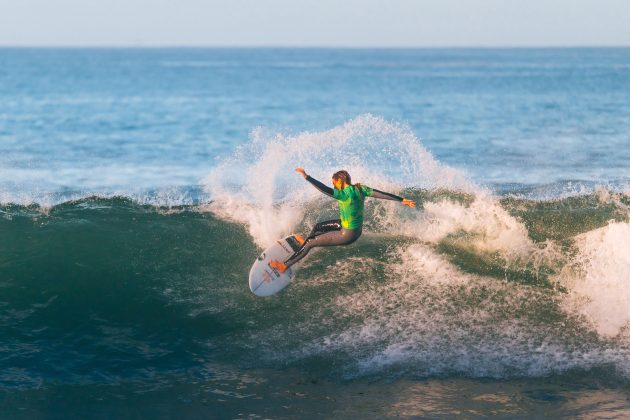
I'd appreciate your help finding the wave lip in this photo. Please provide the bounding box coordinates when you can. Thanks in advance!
[202,114,474,247]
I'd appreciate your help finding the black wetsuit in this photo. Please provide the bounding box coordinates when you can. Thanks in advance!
[283,175,403,268]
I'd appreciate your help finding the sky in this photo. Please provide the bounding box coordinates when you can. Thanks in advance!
[1,0,629,47]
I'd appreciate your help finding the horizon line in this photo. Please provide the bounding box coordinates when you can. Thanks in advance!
[1,44,630,50]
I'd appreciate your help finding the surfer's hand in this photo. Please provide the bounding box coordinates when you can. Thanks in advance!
[402,198,416,208]
[295,168,307,178]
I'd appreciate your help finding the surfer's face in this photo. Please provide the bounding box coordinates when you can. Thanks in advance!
[332,178,344,190]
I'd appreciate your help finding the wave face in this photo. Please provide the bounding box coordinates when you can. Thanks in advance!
[3,116,630,390]
[0,198,257,388]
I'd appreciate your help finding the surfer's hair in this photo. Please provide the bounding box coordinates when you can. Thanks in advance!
[333,170,363,199]
[332,170,352,185]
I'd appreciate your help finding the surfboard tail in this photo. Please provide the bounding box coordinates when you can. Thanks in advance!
[249,235,301,296]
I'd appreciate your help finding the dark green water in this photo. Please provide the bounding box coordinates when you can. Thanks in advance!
[2,192,630,417]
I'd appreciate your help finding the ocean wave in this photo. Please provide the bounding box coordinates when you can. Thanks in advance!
[1,185,630,388]
[3,115,630,388]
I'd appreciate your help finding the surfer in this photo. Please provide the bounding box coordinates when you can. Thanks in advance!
[269,168,416,273]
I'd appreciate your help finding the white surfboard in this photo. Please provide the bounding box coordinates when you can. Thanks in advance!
[249,234,305,297]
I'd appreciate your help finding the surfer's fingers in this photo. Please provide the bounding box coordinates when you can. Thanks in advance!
[402,199,417,208]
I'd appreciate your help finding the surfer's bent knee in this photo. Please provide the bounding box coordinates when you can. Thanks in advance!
[341,227,362,245]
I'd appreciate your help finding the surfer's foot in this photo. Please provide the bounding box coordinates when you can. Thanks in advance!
[269,260,288,273]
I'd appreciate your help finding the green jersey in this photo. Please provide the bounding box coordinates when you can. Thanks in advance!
[332,185,373,229]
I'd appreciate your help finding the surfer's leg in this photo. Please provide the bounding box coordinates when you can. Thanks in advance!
[283,219,341,267]
[273,219,340,268]
[282,227,362,269]
[270,220,342,272]
[308,219,342,239]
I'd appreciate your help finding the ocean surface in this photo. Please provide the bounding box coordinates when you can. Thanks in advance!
[2,48,630,418]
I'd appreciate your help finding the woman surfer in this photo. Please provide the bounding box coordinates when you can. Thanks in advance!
[269,168,416,273]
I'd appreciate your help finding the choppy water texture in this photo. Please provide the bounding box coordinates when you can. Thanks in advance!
[2,48,630,418]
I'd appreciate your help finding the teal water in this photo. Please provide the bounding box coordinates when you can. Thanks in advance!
[2,48,630,418]
[2,48,630,197]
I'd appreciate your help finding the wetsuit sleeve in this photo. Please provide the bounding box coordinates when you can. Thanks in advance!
[305,175,334,197]
[370,188,404,202]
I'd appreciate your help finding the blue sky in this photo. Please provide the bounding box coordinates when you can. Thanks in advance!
[1,0,629,47]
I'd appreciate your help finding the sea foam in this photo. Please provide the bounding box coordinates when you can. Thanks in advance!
[202,114,473,247]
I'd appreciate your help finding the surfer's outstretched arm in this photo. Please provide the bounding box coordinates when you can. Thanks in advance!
[371,188,404,201]
[305,175,334,197]
[370,188,416,208]
[295,168,334,197]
